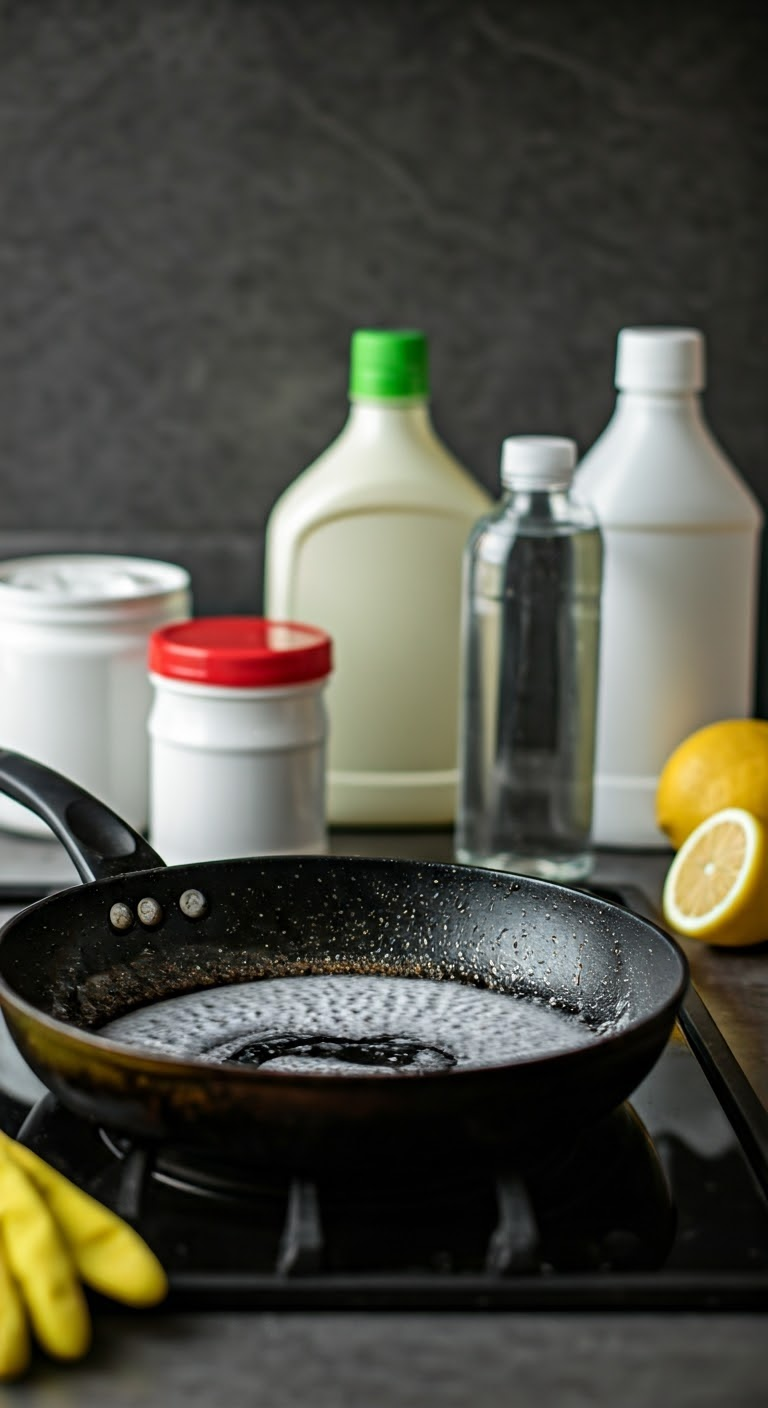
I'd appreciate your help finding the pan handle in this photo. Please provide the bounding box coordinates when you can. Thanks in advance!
[0,750,166,884]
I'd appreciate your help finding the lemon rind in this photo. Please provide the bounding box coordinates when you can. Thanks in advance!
[662,806,761,937]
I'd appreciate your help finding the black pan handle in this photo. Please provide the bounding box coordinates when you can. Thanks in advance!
[0,750,166,884]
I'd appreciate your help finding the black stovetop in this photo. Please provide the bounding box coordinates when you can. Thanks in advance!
[1,887,768,1312]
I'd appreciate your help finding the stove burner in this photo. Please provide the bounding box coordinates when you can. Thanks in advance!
[8,972,768,1305]
[88,1098,676,1279]
[227,1033,457,1072]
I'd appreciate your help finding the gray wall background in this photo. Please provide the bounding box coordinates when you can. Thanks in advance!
[0,0,766,619]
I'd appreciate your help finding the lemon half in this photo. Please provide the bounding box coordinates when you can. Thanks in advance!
[662,807,768,947]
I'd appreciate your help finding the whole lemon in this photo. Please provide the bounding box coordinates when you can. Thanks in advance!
[656,719,768,850]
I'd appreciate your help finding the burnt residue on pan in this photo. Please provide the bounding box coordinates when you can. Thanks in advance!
[32,863,638,1047]
[97,971,608,1072]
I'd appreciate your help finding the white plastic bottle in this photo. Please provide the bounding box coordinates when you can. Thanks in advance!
[575,327,763,848]
[264,329,491,826]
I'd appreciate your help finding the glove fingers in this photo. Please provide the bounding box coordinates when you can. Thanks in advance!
[5,1137,167,1307]
[0,1154,91,1361]
[0,1235,30,1382]
[74,1231,168,1307]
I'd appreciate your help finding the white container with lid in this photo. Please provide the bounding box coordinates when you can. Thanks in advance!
[148,617,333,864]
[575,327,763,847]
[0,554,192,837]
[264,329,491,827]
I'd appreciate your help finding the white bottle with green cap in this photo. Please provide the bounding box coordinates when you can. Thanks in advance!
[265,329,491,826]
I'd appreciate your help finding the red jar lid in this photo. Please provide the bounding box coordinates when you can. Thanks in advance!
[148,617,333,687]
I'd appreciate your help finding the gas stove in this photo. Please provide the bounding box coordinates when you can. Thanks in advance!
[1,881,767,1312]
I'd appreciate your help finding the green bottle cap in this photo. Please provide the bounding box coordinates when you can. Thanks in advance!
[348,329,429,400]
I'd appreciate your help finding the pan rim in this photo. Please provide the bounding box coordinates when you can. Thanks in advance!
[0,856,690,1089]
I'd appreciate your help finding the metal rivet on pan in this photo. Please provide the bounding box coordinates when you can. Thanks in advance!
[137,897,163,929]
[179,888,208,920]
[109,902,134,932]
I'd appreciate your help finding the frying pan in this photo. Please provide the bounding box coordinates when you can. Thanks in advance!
[0,751,688,1172]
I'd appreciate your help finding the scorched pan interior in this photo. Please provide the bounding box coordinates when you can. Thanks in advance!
[0,751,688,1171]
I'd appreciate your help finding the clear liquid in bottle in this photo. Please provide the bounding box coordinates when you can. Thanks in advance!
[455,437,602,882]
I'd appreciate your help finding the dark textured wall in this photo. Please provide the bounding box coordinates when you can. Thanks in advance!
[0,0,766,613]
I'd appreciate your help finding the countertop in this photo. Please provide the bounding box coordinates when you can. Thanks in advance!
[0,829,767,1408]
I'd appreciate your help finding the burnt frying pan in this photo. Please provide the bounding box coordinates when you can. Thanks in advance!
[0,751,688,1172]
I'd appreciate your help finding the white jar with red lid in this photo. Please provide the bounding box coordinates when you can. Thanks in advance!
[147,617,333,864]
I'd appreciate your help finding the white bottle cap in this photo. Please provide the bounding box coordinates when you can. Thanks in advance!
[615,327,705,393]
[500,435,577,491]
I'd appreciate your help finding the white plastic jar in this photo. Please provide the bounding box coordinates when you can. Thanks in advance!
[147,617,333,864]
[0,555,191,837]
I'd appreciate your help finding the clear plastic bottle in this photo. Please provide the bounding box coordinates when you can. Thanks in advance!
[455,436,602,881]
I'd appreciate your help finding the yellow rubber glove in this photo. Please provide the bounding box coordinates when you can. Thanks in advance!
[0,1129,167,1381]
